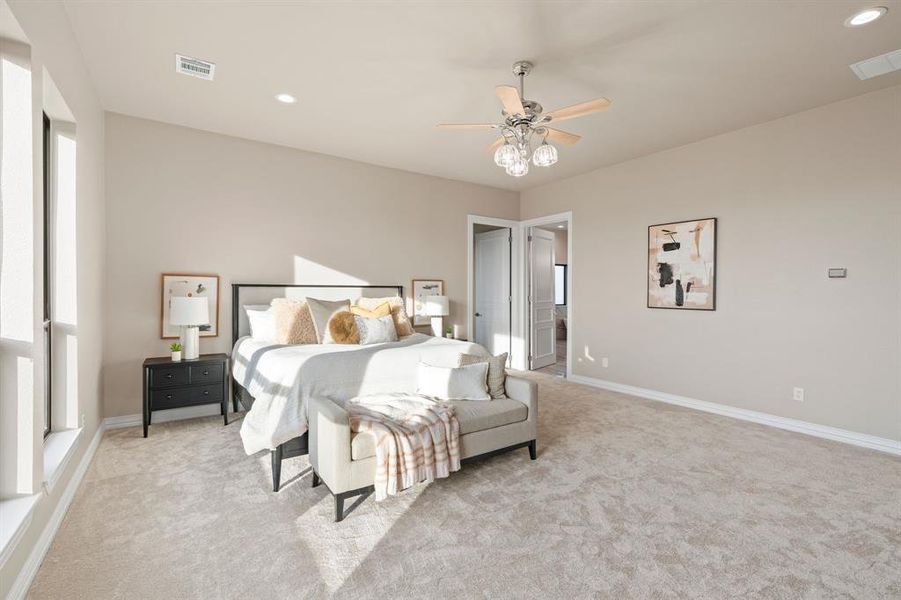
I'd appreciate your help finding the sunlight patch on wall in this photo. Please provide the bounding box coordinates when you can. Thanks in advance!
[293,256,369,285]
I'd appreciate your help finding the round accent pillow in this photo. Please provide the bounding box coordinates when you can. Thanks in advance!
[328,311,359,344]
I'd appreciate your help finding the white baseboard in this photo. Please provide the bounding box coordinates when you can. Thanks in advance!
[568,374,901,456]
[6,421,105,600]
[103,403,223,430]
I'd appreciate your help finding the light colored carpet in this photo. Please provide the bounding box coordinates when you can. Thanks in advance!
[28,373,901,599]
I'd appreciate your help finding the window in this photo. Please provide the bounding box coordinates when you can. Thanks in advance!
[555,264,567,306]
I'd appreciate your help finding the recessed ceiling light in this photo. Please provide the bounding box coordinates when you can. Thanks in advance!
[275,93,297,104]
[845,6,887,27]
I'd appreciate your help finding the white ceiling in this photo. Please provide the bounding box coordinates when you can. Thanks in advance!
[62,0,901,191]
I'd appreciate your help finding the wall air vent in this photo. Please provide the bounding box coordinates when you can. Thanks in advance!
[175,54,215,81]
[850,48,901,80]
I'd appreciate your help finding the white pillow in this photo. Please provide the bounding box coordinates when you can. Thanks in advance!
[244,305,276,342]
[355,315,398,345]
[417,362,490,401]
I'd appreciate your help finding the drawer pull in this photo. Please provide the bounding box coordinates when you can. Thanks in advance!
[166,394,173,400]
[203,390,209,396]
[203,370,209,376]
[166,373,173,379]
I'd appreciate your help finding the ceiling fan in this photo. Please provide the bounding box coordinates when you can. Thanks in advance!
[437,60,611,177]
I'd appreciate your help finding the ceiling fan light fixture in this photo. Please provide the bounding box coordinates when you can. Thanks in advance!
[506,156,529,177]
[494,143,518,168]
[438,60,610,178]
[532,143,558,167]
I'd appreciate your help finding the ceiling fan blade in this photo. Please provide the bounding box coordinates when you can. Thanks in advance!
[486,137,505,154]
[495,85,525,116]
[436,123,498,130]
[545,97,611,122]
[545,128,581,145]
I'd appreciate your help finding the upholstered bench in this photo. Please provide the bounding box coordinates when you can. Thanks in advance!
[308,375,538,521]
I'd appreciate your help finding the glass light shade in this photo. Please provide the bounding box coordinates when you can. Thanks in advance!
[494,143,517,167]
[532,143,558,167]
[506,156,529,177]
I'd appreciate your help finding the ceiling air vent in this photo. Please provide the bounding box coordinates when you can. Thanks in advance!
[850,48,901,80]
[175,54,215,81]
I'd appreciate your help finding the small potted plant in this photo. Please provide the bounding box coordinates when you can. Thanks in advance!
[445,326,453,339]
[170,342,183,362]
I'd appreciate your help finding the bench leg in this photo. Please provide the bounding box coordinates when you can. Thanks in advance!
[528,439,537,460]
[335,494,345,522]
[271,446,283,492]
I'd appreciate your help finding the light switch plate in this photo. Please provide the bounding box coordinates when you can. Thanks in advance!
[828,268,847,278]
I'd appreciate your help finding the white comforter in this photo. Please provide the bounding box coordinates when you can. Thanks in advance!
[233,333,487,454]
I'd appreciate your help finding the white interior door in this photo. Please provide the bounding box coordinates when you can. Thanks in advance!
[529,227,556,369]
[474,229,511,357]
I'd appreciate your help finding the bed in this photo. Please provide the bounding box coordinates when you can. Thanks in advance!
[230,283,487,491]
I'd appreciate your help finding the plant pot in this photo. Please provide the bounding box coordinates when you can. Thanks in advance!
[445,333,453,339]
[171,351,182,362]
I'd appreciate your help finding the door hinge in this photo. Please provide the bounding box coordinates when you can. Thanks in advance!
[528,235,533,242]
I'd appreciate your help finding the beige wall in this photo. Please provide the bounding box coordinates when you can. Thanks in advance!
[522,85,901,442]
[555,229,568,265]
[1,1,106,596]
[103,113,519,418]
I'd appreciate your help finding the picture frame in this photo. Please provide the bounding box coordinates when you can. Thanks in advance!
[160,273,220,338]
[412,279,444,326]
[647,217,716,311]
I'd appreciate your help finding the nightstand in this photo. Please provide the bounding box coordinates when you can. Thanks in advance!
[142,353,230,437]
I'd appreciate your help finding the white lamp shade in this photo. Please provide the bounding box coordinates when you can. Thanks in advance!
[169,296,210,326]
[424,295,449,317]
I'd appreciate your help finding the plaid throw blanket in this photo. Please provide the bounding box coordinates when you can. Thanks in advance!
[346,393,461,501]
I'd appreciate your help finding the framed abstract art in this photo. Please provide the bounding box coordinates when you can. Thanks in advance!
[647,218,716,310]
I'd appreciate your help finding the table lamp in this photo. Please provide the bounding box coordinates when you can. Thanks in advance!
[169,296,209,360]
[424,295,449,337]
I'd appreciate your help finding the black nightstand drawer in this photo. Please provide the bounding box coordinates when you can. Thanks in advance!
[150,366,189,388]
[151,387,193,410]
[191,384,223,404]
[190,364,224,385]
[143,353,230,437]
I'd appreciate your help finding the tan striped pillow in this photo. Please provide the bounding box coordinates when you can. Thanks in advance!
[457,352,507,399]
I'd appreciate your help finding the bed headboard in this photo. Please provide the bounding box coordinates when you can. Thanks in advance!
[231,283,404,346]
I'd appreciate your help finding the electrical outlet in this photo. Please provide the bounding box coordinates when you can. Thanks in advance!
[601,357,609,368]
[792,387,804,402]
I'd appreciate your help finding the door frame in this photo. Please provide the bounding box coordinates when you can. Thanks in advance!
[520,211,573,377]
[466,215,523,368]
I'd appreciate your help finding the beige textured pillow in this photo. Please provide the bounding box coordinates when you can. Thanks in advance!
[356,296,414,336]
[328,311,360,344]
[307,297,352,343]
[271,299,317,345]
[458,352,508,399]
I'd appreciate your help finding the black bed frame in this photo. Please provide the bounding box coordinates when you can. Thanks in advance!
[231,283,403,492]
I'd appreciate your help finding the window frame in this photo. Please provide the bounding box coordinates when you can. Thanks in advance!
[42,111,51,438]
